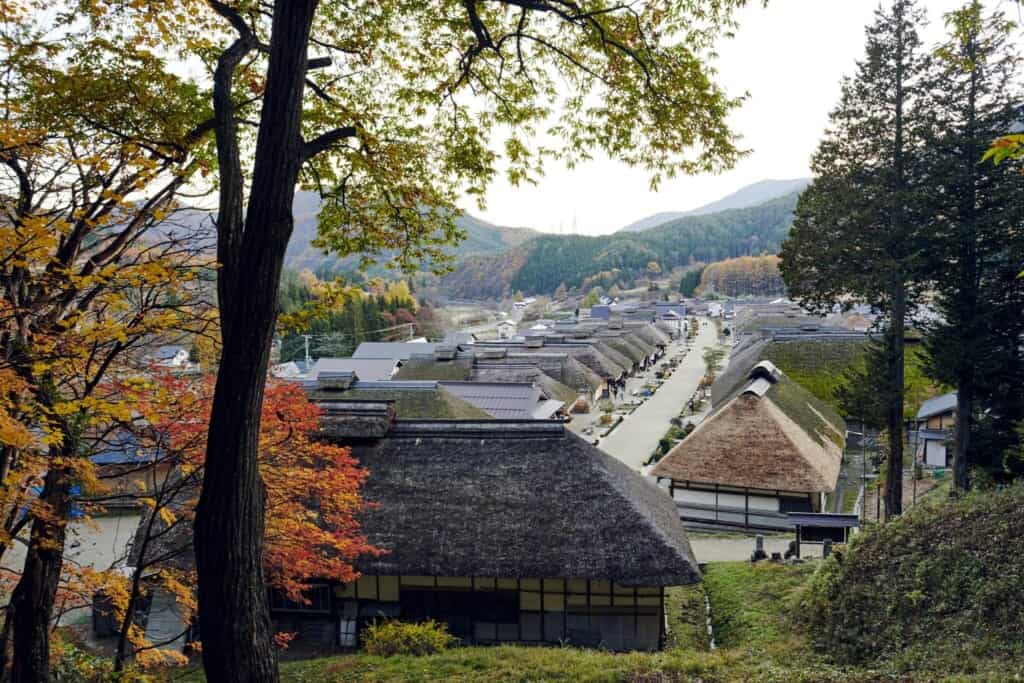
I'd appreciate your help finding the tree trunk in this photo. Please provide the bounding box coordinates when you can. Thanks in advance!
[113,555,147,672]
[952,378,973,492]
[9,466,71,683]
[0,608,13,683]
[884,281,906,519]
[952,37,979,495]
[193,2,319,681]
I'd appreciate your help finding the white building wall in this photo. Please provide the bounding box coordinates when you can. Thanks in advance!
[925,440,948,467]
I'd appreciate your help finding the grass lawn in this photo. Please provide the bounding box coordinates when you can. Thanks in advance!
[173,561,1008,682]
[700,562,817,660]
[841,486,859,513]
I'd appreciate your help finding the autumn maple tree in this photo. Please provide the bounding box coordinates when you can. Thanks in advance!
[101,373,375,670]
[0,4,215,679]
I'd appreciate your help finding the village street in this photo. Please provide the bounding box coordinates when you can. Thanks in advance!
[598,321,719,471]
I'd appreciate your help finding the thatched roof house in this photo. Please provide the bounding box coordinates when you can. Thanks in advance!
[124,406,700,654]
[337,419,699,587]
[652,361,845,530]
[394,350,590,406]
[306,379,490,419]
[591,341,634,373]
[318,414,699,650]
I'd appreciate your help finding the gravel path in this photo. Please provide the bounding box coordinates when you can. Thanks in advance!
[598,323,719,470]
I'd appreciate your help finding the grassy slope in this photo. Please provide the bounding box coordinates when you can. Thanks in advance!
[762,340,946,419]
[173,557,1022,682]
[796,485,1024,677]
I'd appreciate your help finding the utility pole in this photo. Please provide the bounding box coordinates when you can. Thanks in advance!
[303,334,311,367]
[861,419,866,526]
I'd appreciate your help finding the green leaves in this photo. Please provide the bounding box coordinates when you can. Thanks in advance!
[982,133,1024,167]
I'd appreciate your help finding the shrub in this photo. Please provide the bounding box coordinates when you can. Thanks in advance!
[362,619,457,656]
[52,641,152,683]
[792,486,1024,673]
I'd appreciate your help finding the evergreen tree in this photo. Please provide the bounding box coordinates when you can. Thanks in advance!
[919,2,1024,488]
[780,0,931,517]
[678,267,704,297]
[582,288,602,307]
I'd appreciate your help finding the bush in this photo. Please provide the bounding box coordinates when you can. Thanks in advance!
[362,619,457,656]
[792,486,1024,673]
[52,642,152,683]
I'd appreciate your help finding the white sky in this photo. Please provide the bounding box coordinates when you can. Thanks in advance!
[470,0,1017,235]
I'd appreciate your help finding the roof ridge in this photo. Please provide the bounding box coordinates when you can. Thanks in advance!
[388,419,566,438]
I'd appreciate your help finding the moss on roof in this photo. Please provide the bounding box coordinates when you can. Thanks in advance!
[766,377,846,449]
[394,359,473,381]
[308,387,490,419]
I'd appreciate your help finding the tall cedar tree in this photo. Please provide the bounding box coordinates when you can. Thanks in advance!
[178,1,748,680]
[920,3,1024,489]
[780,0,930,518]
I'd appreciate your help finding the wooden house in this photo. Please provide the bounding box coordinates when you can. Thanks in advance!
[122,409,700,654]
[652,361,845,531]
[913,392,956,467]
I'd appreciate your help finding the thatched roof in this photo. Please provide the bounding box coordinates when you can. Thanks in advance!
[712,338,771,406]
[653,366,844,494]
[602,336,647,366]
[629,324,670,349]
[562,346,626,381]
[654,321,677,338]
[132,420,700,588]
[343,421,700,586]
[394,355,474,381]
[592,341,634,372]
[306,381,490,419]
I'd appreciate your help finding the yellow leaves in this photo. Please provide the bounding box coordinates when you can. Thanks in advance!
[136,648,189,669]
[157,506,176,526]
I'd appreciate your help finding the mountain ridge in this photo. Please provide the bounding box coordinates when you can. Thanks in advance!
[439,190,801,300]
[618,177,810,233]
[283,191,539,273]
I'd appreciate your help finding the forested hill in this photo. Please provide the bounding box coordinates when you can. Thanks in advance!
[618,177,810,232]
[283,191,537,273]
[440,190,800,299]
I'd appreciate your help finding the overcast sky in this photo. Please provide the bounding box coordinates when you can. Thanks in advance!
[470,0,1017,235]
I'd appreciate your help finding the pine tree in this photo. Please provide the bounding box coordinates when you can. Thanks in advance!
[780,0,931,517]
[919,2,1024,489]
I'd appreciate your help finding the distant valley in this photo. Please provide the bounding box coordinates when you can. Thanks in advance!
[437,190,802,300]
[277,180,807,299]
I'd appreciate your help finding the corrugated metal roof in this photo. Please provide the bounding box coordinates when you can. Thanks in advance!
[310,357,399,381]
[532,398,565,419]
[916,392,957,420]
[439,381,548,420]
[352,342,437,360]
[786,512,859,528]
